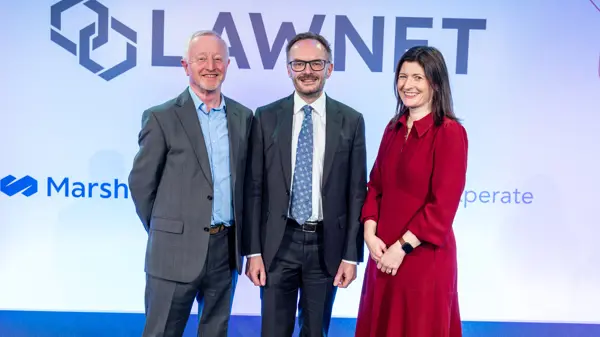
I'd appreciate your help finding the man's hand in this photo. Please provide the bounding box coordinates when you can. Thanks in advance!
[245,255,266,286]
[333,261,357,288]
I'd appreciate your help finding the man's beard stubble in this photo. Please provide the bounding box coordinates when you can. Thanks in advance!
[295,74,324,98]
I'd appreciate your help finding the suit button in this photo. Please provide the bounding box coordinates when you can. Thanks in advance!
[204,227,209,232]
[282,215,287,220]
[285,190,290,196]
[207,195,213,200]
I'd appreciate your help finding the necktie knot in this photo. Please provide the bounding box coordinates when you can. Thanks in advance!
[302,105,312,115]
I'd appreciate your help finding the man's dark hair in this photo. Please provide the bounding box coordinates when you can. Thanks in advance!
[285,32,332,61]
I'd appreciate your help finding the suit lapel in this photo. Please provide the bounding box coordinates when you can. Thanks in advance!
[276,95,294,191]
[174,90,213,187]
[224,96,242,191]
[323,96,342,186]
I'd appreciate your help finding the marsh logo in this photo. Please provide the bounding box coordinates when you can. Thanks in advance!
[0,175,38,197]
[50,0,137,81]
[0,174,129,199]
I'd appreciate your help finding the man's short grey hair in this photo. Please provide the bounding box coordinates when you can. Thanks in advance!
[182,30,229,61]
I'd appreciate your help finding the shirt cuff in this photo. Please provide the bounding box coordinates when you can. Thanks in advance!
[246,254,261,258]
[342,259,357,265]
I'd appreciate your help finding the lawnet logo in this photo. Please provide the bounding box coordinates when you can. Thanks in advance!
[0,174,129,199]
[50,0,137,81]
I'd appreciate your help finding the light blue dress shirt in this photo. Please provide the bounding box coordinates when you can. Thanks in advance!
[188,87,233,227]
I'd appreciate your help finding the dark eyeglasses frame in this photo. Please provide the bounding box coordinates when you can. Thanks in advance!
[288,59,329,72]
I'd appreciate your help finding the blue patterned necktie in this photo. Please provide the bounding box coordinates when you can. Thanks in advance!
[290,105,313,224]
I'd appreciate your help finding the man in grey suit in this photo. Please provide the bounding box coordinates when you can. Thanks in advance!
[244,32,367,337]
[128,30,253,337]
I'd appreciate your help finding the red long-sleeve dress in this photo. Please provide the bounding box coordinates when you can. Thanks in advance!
[354,112,468,337]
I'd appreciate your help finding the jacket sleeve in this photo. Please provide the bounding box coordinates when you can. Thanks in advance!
[342,114,367,263]
[128,110,167,232]
[242,108,264,256]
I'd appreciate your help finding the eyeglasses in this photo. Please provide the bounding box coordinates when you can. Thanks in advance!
[288,59,328,72]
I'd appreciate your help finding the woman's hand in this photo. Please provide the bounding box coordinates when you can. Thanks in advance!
[365,232,387,262]
[364,220,387,262]
[377,241,405,276]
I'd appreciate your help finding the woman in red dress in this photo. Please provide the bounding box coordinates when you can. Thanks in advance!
[354,46,468,337]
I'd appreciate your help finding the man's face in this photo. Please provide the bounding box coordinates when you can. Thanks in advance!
[287,39,333,98]
[181,35,230,93]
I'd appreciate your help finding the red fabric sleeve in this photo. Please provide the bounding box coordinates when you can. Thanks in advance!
[360,124,395,223]
[405,121,468,246]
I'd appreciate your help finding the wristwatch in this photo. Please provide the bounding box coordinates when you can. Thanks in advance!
[399,238,414,254]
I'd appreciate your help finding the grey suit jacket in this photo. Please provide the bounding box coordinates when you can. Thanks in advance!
[128,88,253,283]
[243,94,367,277]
